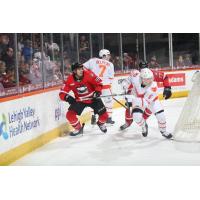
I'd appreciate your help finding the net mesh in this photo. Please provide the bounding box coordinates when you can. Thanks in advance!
[174,71,200,142]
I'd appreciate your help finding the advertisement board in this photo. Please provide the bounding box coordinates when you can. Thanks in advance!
[0,69,198,160]
[0,90,66,154]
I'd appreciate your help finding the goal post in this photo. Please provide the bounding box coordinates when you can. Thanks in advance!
[174,71,200,142]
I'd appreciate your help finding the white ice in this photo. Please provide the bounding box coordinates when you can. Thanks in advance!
[12,98,200,166]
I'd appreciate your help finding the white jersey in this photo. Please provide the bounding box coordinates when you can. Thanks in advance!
[127,69,159,104]
[83,58,114,86]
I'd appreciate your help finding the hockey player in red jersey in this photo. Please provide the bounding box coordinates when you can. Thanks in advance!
[120,61,172,131]
[59,63,108,136]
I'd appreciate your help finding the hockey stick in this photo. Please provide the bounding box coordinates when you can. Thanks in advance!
[79,93,131,101]
[112,96,128,109]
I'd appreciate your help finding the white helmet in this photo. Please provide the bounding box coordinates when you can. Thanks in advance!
[140,68,154,85]
[99,49,110,60]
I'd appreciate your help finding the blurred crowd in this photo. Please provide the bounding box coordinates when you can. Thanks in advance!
[0,34,63,92]
[0,33,199,96]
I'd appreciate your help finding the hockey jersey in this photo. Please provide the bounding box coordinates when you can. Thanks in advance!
[59,69,103,104]
[151,69,170,87]
[126,69,170,94]
[126,69,159,104]
[83,58,114,88]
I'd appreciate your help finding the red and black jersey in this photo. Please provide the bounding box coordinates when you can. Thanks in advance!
[59,69,103,104]
[151,69,170,87]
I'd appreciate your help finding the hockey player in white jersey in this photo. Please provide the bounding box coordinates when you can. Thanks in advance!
[83,49,115,124]
[120,68,172,139]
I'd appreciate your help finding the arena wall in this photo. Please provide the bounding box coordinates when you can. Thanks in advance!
[0,69,198,165]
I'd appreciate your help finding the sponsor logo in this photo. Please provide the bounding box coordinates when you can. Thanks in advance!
[157,73,186,87]
[0,107,45,141]
[55,105,61,121]
[168,73,186,86]
[0,114,9,140]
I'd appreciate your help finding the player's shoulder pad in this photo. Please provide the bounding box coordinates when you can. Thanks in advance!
[65,74,74,84]
[84,69,95,78]
[89,57,98,62]
[87,70,102,83]
[83,57,95,66]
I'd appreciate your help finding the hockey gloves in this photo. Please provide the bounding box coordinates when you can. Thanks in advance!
[163,86,172,99]
[92,91,101,99]
[65,95,76,105]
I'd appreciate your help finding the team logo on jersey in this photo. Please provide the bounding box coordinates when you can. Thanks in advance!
[76,85,88,94]
[151,87,157,92]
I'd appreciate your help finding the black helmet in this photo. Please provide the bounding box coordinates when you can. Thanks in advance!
[71,62,83,71]
[139,61,149,69]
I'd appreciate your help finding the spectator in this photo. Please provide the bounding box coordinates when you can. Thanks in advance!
[184,54,192,66]
[19,63,30,75]
[148,56,160,68]
[123,53,133,71]
[52,62,62,80]
[29,57,42,84]
[79,35,89,52]
[22,40,33,64]
[176,55,185,68]
[18,35,25,52]
[0,60,6,93]
[52,48,60,61]
[1,47,15,70]
[0,60,6,76]
[79,35,90,62]
[34,51,55,82]
[46,41,60,52]
[113,56,122,71]
[19,63,31,85]
[63,58,71,78]
[17,51,25,65]
[1,68,16,88]
[45,40,60,61]
[0,34,10,58]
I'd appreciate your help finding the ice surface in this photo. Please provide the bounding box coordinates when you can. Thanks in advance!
[12,98,200,166]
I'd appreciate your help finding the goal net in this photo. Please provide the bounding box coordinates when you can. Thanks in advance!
[174,71,200,142]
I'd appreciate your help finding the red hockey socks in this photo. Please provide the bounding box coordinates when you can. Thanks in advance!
[66,110,81,130]
[143,108,152,120]
[98,111,108,124]
[125,108,133,126]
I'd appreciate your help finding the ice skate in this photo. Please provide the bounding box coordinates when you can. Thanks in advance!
[161,131,173,139]
[120,123,130,130]
[106,117,115,124]
[69,123,85,136]
[97,121,107,133]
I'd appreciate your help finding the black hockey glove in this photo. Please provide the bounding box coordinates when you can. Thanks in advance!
[163,86,172,100]
[65,95,76,105]
[92,91,101,99]
[125,101,132,108]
